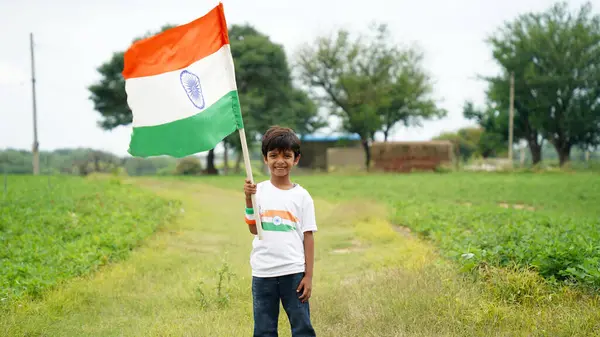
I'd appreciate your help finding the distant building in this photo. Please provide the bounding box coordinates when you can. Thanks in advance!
[371,141,454,172]
[298,134,361,170]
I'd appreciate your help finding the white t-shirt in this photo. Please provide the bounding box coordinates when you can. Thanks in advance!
[244,180,317,277]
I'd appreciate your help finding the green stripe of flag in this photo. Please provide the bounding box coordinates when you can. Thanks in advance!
[261,222,296,232]
[128,90,243,158]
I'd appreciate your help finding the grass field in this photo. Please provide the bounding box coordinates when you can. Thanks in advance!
[200,172,600,289]
[1,172,600,336]
[0,176,179,303]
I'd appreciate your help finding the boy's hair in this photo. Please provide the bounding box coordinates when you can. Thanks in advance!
[261,126,301,159]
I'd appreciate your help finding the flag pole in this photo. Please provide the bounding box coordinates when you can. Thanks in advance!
[238,127,264,240]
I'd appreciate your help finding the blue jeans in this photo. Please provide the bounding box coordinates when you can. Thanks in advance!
[252,272,316,337]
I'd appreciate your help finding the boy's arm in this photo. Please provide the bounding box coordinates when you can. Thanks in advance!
[304,231,314,278]
[245,197,257,235]
[298,231,315,302]
[302,195,317,278]
[244,180,258,235]
[298,194,317,302]
[247,224,257,235]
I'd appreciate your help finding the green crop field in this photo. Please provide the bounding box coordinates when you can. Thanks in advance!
[0,175,179,304]
[201,172,600,290]
[2,172,600,336]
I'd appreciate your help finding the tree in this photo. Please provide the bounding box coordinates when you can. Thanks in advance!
[175,157,203,175]
[462,101,509,159]
[378,47,446,142]
[224,24,324,173]
[295,24,444,169]
[486,2,600,166]
[434,131,475,163]
[466,78,546,164]
[433,127,496,162]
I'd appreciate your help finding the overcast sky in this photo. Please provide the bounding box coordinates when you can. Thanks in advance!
[0,0,594,156]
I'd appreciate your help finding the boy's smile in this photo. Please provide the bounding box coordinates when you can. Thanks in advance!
[265,149,300,178]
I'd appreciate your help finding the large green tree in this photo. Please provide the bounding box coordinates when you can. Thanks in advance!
[89,24,322,174]
[465,75,547,164]
[223,25,324,172]
[295,24,445,169]
[485,1,600,166]
[379,47,446,142]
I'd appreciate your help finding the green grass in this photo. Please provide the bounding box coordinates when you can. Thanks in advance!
[0,175,179,304]
[198,172,600,288]
[1,173,600,336]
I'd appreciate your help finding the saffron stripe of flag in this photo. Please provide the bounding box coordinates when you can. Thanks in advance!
[123,3,243,158]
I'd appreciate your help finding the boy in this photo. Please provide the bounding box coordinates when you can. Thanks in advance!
[243,126,317,337]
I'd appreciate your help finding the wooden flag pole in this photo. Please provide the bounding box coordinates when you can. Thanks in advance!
[238,127,264,240]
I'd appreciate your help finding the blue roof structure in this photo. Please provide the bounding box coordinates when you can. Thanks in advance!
[301,134,361,142]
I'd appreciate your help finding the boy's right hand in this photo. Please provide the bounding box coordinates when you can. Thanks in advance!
[244,179,256,199]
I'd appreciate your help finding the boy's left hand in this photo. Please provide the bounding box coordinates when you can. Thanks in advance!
[297,275,312,303]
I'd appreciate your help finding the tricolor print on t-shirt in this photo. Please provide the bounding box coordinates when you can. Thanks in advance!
[245,209,298,232]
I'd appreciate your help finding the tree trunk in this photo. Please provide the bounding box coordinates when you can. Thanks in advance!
[558,149,571,166]
[205,149,218,175]
[235,152,242,174]
[554,143,572,167]
[383,129,389,142]
[361,138,371,171]
[223,142,229,175]
[527,136,542,165]
[529,143,542,165]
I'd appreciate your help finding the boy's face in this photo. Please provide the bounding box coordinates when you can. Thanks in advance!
[264,148,300,177]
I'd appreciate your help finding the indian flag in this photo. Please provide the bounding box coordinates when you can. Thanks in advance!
[122,3,243,158]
